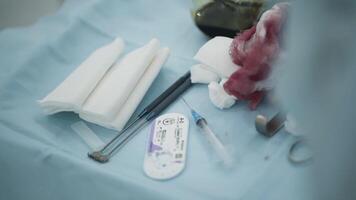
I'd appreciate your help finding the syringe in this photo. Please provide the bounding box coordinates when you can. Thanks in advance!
[182,99,233,167]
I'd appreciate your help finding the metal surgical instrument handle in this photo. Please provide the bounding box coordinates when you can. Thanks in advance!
[88,74,193,163]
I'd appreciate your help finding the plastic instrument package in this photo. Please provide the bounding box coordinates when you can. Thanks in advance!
[143,113,189,180]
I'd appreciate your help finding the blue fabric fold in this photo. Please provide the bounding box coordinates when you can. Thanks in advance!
[0,0,309,199]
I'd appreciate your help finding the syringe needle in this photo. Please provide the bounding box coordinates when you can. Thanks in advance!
[181,98,233,168]
[181,98,193,111]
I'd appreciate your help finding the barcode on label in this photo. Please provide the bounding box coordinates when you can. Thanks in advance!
[175,153,183,159]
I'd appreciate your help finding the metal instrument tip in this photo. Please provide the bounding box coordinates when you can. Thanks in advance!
[181,98,193,110]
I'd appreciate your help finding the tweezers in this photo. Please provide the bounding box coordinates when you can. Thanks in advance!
[89,71,193,163]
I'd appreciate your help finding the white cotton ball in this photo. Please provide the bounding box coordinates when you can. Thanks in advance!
[190,64,220,84]
[208,81,236,109]
[194,36,240,78]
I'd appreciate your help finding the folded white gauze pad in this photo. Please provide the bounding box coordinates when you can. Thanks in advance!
[81,39,160,123]
[95,48,170,130]
[194,36,240,78]
[39,38,169,131]
[39,38,125,114]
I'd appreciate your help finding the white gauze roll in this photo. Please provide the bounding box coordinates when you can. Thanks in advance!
[38,37,125,114]
[81,39,160,124]
[109,48,170,130]
[194,36,240,78]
